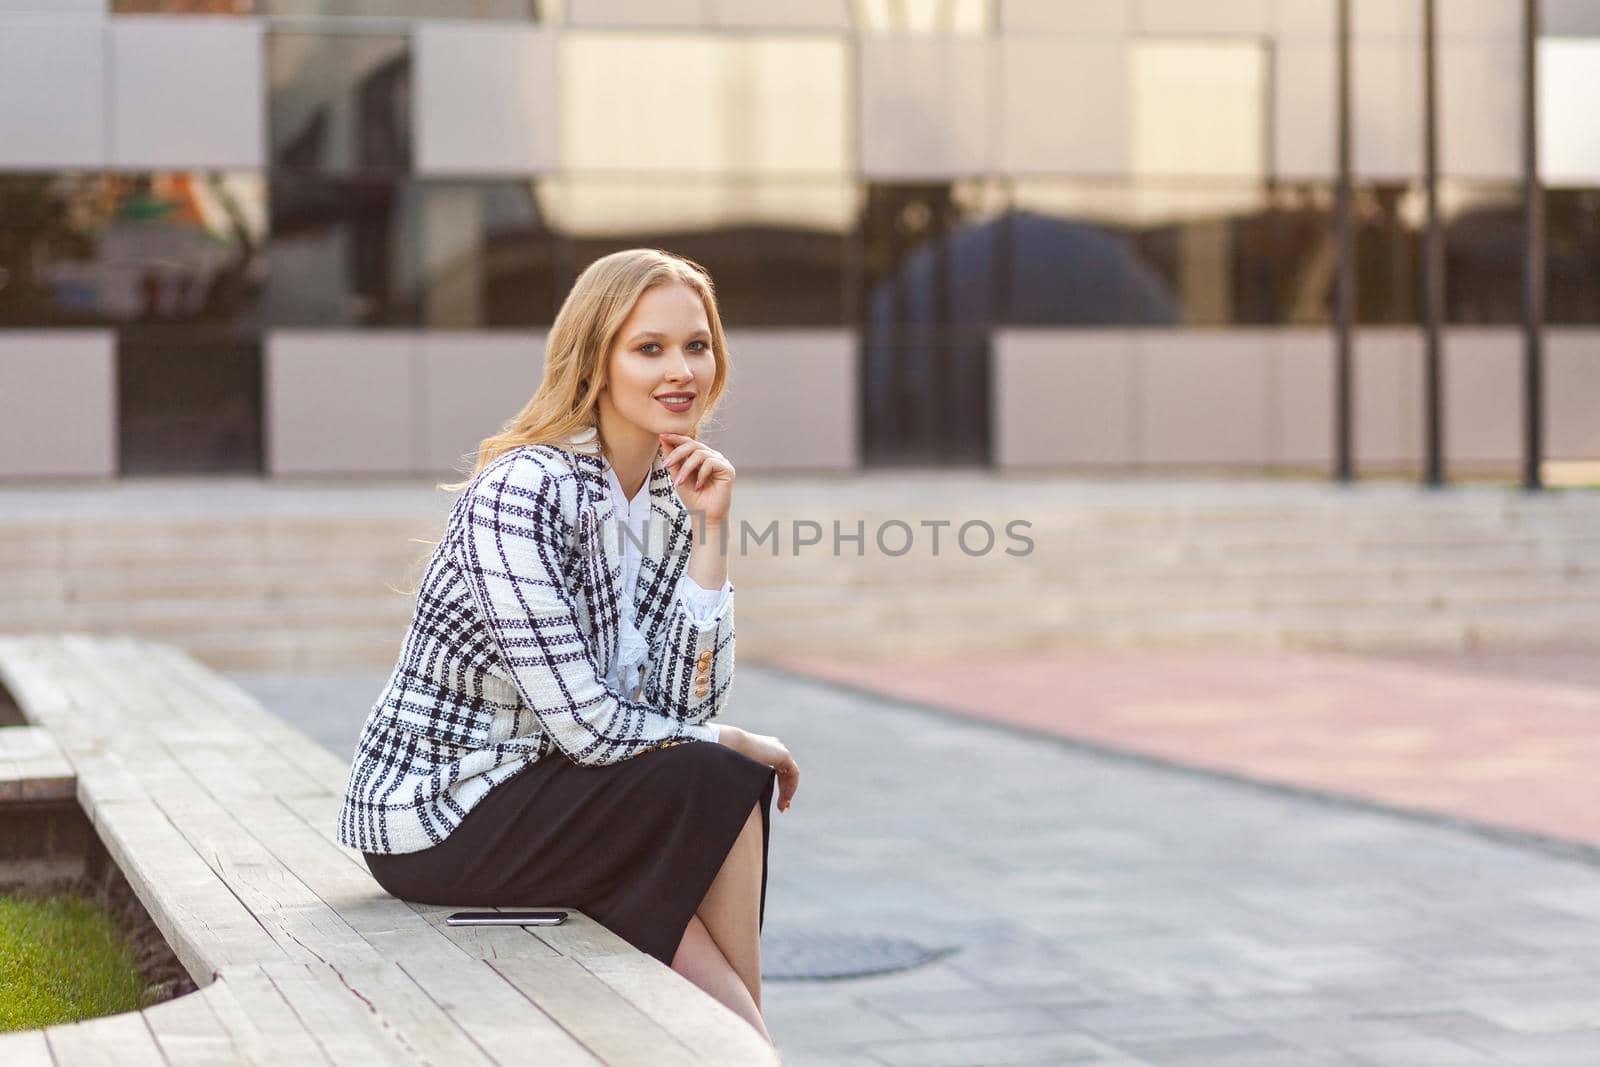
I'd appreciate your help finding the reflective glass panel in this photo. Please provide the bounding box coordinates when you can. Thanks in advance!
[419,181,561,327]
[113,1,257,11]
[546,181,855,326]
[0,173,267,328]
[118,326,263,475]
[561,34,850,177]
[851,0,991,33]
[1354,183,1423,324]
[269,33,411,175]
[266,175,420,326]
[1540,39,1600,186]
[859,181,1003,467]
[1443,181,1521,325]
[266,1,552,15]
[1131,40,1267,181]
[1548,188,1600,324]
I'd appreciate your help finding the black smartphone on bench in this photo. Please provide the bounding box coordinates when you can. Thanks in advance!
[446,910,568,926]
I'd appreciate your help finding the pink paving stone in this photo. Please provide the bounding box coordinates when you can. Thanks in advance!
[769,648,1600,847]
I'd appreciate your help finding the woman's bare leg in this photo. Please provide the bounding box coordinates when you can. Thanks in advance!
[693,804,766,1011]
[671,912,772,1042]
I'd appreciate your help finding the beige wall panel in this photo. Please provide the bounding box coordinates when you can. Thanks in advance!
[1437,0,1521,37]
[416,24,558,176]
[701,329,856,470]
[1354,328,1424,468]
[999,39,1127,175]
[1352,0,1421,38]
[569,0,702,27]
[1443,329,1520,468]
[267,332,418,476]
[1546,0,1600,35]
[1138,331,1272,465]
[1136,0,1271,35]
[1440,38,1521,180]
[1273,331,1335,467]
[418,332,546,476]
[109,16,263,168]
[993,330,1134,467]
[1001,0,1131,34]
[1273,0,1335,38]
[1546,329,1600,460]
[859,38,992,178]
[710,0,850,30]
[1353,38,1422,179]
[0,331,115,478]
[1273,38,1336,179]
[0,16,105,168]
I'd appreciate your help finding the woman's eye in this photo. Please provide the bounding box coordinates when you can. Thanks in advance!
[688,341,708,352]
[640,343,660,354]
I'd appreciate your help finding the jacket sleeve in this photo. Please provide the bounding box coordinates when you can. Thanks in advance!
[641,546,736,726]
[452,453,719,766]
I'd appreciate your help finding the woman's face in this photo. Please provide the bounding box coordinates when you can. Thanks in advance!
[598,281,716,439]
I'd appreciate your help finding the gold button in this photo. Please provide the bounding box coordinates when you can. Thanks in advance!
[695,686,709,698]
[695,674,709,686]
[697,651,712,664]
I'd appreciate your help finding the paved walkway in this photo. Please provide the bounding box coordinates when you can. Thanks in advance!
[234,659,1600,1066]
[774,648,1600,856]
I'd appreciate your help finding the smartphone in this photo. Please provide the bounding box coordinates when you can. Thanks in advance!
[446,910,568,927]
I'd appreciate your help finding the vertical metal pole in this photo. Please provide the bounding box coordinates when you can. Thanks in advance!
[1522,0,1546,490]
[1421,0,1446,487]
[1335,0,1356,482]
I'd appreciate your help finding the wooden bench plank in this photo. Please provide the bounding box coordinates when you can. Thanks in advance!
[257,960,427,1066]
[396,959,603,1067]
[0,1028,54,1067]
[145,642,352,794]
[303,961,504,1067]
[142,988,245,1066]
[530,912,638,960]
[581,953,781,1067]
[491,957,704,1067]
[408,901,564,962]
[202,966,334,1066]
[59,637,334,801]
[0,725,75,802]
[93,798,289,983]
[243,795,474,967]
[154,781,385,970]
[277,793,565,963]
[0,638,779,1066]
[45,1011,164,1067]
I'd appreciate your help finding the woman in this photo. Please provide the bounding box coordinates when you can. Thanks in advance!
[336,248,800,1043]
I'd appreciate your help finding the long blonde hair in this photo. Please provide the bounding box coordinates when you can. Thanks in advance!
[439,247,733,493]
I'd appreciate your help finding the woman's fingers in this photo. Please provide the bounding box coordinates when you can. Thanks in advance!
[775,758,799,812]
[674,449,708,486]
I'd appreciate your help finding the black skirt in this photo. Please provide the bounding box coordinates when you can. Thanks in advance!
[363,739,777,967]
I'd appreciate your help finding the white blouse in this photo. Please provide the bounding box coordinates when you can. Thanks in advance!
[602,459,730,742]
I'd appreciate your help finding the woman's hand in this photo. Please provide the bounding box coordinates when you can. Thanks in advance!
[658,433,734,522]
[717,725,799,813]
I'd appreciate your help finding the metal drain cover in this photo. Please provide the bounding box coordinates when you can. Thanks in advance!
[760,934,956,980]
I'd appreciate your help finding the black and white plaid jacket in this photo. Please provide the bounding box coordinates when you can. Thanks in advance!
[336,428,735,855]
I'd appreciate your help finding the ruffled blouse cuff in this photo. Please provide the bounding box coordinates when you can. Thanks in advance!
[677,574,733,627]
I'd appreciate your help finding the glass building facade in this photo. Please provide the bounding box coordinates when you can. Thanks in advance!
[0,1,1596,477]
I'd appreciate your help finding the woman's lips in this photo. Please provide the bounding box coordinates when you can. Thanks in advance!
[656,395,694,413]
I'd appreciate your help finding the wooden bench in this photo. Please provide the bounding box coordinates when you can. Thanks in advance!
[0,634,778,1066]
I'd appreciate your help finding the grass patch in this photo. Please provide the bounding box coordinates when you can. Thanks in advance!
[0,893,147,1032]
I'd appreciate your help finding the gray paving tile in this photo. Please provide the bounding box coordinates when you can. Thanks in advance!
[249,662,1600,1066]
[1344,1035,1505,1065]
[866,1030,1132,1067]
